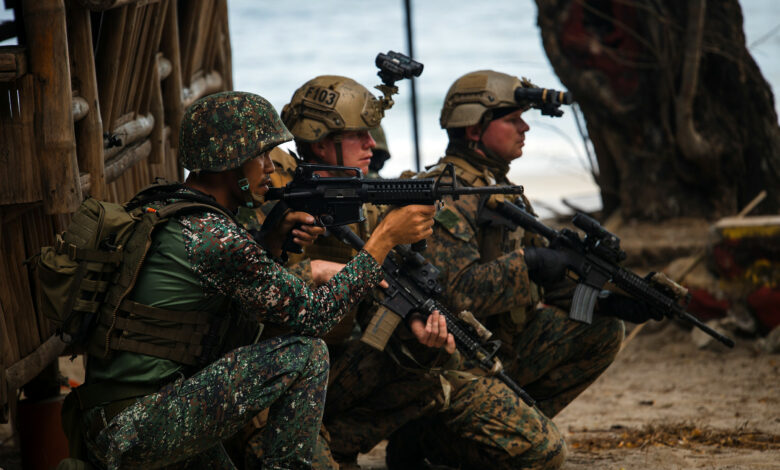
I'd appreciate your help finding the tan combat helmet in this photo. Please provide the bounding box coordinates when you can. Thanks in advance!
[281,75,384,143]
[440,70,533,129]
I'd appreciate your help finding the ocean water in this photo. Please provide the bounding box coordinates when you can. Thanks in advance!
[1,1,777,214]
[226,0,780,215]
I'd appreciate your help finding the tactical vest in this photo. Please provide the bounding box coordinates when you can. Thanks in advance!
[420,154,542,341]
[37,184,246,367]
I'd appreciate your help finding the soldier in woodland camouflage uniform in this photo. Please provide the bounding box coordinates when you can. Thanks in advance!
[238,76,577,470]
[62,91,435,470]
[382,71,660,469]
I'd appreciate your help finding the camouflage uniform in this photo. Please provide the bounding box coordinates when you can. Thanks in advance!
[365,71,624,469]
[239,78,571,469]
[376,142,624,470]
[69,92,384,470]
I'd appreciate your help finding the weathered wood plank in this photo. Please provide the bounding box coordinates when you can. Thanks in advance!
[22,0,82,214]
[103,113,154,160]
[105,138,152,183]
[67,3,106,199]
[95,6,127,131]
[108,3,140,130]
[0,76,41,205]
[160,0,183,151]
[0,46,27,81]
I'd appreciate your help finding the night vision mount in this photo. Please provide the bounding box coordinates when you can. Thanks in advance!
[515,86,573,117]
[374,50,424,112]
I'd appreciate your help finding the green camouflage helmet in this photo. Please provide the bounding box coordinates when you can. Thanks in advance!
[281,75,383,142]
[440,70,529,129]
[180,91,293,171]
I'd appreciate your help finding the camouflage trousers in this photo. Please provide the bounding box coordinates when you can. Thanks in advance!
[83,335,329,470]
[326,305,623,470]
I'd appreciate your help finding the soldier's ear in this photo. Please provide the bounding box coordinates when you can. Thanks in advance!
[311,139,329,159]
[464,124,481,143]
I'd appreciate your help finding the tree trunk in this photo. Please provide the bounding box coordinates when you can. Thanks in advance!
[535,0,780,221]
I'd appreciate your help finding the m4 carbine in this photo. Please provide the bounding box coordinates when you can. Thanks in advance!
[485,200,735,348]
[329,224,536,407]
[263,163,524,252]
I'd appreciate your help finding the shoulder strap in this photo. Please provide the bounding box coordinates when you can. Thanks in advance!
[438,155,492,187]
[157,201,235,223]
[129,187,239,226]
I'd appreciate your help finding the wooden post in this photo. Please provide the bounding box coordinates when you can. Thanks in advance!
[125,4,152,114]
[109,3,142,130]
[182,70,222,109]
[0,76,41,205]
[95,6,128,132]
[161,0,183,151]
[137,2,168,115]
[103,113,155,160]
[22,0,82,214]
[67,5,106,199]
[149,53,165,164]
[217,0,233,90]
[105,139,152,183]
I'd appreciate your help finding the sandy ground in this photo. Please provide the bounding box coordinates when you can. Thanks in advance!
[355,322,780,469]
[2,322,778,470]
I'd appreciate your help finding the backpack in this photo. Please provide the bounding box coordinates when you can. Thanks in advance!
[33,183,239,364]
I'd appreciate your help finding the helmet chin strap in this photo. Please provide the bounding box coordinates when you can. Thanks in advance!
[237,168,265,208]
[332,133,345,167]
[307,134,357,177]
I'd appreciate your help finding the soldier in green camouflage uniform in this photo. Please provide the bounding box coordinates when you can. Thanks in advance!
[65,92,435,470]
[380,70,663,469]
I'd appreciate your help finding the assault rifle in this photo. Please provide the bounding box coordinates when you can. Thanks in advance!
[263,163,524,252]
[328,224,536,407]
[485,200,735,348]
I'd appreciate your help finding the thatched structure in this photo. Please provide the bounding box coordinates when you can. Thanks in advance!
[0,0,232,423]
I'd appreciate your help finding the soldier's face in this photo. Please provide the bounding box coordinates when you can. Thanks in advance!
[239,151,275,198]
[480,109,530,162]
[314,130,376,176]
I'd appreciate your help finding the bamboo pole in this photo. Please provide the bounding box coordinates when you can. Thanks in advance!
[0,217,38,358]
[103,113,154,160]
[157,55,172,80]
[75,0,146,10]
[105,139,152,183]
[67,4,106,199]
[138,1,167,114]
[95,6,127,131]
[5,335,66,393]
[182,70,223,109]
[110,3,141,129]
[71,96,89,122]
[0,76,41,205]
[22,0,82,214]
[161,0,183,151]
[126,4,152,113]
[149,53,165,164]
[217,0,233,90]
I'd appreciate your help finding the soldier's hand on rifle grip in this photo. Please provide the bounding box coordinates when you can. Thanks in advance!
[523,246,568,286]
[264,211,325,258]
[364,205,435,264]
[598,292,662,324]
[409,310,456,354]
